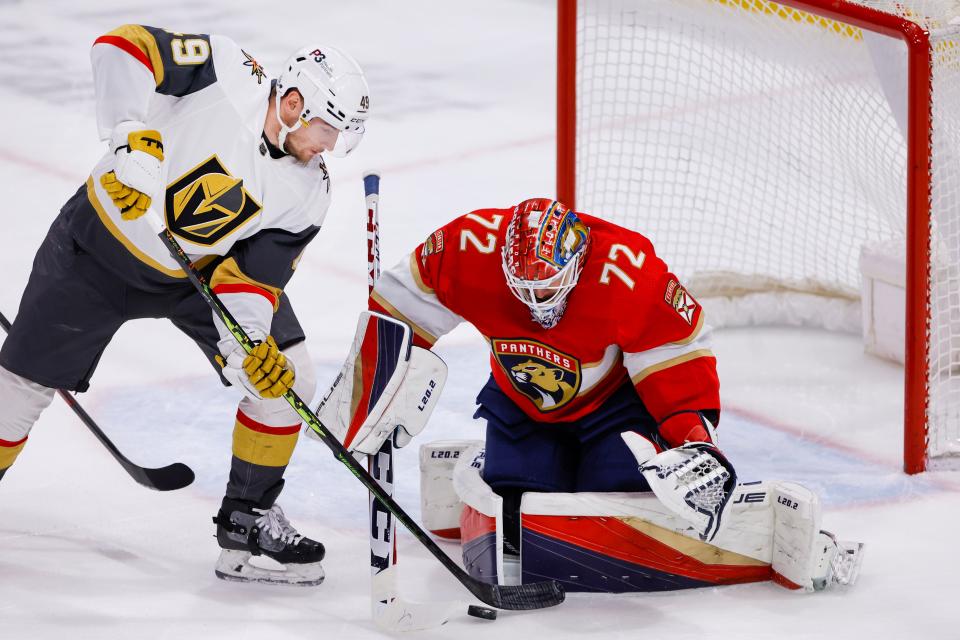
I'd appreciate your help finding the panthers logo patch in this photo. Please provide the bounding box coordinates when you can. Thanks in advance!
[492,339,581,412]
[164,155,262,246]
[664,278,697,325]
[420,230,444,266]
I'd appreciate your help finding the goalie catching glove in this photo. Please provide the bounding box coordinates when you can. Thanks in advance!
[220,335,296,400]
[622,426,737,543]
[100,121,164,220]
[316,311,447,455]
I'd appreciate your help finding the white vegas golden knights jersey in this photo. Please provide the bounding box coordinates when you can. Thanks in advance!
[70,24,332,340]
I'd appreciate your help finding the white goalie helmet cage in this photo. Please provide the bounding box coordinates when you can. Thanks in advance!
[275,45,370,157]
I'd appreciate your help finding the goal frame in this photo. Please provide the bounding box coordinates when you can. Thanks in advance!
[556,0,934,473]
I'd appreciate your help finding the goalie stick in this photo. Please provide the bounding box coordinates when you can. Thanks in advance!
[0,310,195,491]
[145,211,565,612]
[362,172,464,631]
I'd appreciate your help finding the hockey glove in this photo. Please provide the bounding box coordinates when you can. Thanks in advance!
[100,121,164,220]
[315,311,447,455]
[621,432,737,543]
[221,336,296,400]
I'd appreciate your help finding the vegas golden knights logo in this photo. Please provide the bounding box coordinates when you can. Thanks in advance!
[492,339,581,412]
[164,155,262,246]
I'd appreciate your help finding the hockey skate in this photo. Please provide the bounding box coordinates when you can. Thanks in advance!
[811,530,865,591]
[213,480,325,586]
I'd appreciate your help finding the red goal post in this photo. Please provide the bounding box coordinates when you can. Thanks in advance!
[557,0,960,473]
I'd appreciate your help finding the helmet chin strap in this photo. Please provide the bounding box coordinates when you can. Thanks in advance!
[275,91,304,152]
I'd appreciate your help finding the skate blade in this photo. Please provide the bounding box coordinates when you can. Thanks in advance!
[812,532,864,591]
[215,549,325,587]
[831,540,865,587]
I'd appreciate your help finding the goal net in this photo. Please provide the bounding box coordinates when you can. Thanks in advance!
[557,0,960,472]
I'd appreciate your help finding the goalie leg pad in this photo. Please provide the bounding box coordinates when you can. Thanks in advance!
[452,443,509,585]
[770,482,865,592]
[419,439,484,538]
[520,506,772,593]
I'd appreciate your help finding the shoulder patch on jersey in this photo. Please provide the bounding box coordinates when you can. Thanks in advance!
[492,339,582,412]
[241,49,266,84]
[420,230,444,264]
[665,279,697,325]
[164,155,262,246]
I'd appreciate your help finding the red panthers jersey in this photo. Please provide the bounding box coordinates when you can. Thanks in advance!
[370,208,719,435]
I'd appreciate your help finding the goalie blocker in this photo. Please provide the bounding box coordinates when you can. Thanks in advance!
[314,311,447,455]
[419,440,864,593]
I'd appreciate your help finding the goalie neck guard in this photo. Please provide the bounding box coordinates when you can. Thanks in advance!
[501,198,590,329]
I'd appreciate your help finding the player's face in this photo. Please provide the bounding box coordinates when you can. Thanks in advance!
[284,117,340,164]
[533,288,553,302]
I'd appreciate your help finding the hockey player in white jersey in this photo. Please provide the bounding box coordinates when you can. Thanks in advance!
[0,25,370,586]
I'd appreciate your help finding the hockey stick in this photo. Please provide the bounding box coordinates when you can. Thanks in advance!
[0,310,195,491]
[146,212,565,611]
[363,172,463,631]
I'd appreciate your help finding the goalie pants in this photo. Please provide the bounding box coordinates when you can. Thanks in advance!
[0,187,314,502]
[473,376,667,493]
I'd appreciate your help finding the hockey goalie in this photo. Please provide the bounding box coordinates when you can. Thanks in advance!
[317,197,864,594]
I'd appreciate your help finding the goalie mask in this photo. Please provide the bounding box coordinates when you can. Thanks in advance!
[501,198,590,328]
[275,45,370,157]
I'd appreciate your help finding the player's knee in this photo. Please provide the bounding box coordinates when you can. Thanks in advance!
[0,365,55,439]
[0,365,55,471]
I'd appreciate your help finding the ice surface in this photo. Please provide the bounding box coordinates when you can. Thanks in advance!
[1,1,958,639]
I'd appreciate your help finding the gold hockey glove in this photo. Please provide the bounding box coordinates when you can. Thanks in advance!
[101,126,165,221]
[240,336,296,399]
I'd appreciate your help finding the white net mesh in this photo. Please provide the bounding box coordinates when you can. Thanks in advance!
[572,0,960,465]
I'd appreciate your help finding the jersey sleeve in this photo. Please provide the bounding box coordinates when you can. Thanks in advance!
[91,25,218,139]
[620,257,720,440]
[369,225,465,348]
[209,226,320,352]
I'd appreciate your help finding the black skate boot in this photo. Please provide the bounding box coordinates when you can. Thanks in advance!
[213,480,325,586]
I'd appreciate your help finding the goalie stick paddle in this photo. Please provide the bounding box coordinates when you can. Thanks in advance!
[0,310,195,491]
[146,211,565,612]
[363,172,464,632]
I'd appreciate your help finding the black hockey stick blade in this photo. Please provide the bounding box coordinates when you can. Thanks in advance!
[56,390,195,491]
[0,310,194,492]
[470,579,566,611]
[127,462,195,491]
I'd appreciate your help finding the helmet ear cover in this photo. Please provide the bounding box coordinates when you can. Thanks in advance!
[501,199,590,328]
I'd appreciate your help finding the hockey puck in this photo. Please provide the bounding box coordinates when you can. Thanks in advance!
[467,605,498,620]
